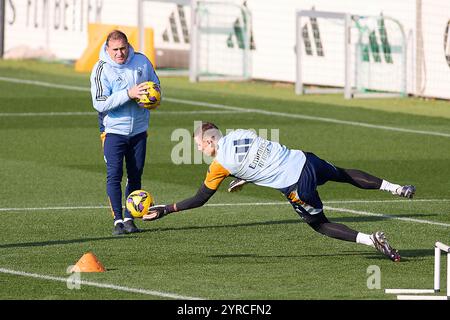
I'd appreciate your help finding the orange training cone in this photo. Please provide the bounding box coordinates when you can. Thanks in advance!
[70,252,106,273]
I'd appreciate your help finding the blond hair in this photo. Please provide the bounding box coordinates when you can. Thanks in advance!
[193,122,222,141]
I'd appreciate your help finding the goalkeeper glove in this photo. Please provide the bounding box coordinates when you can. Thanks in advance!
[142,205,170,221]
[227,178,247,192]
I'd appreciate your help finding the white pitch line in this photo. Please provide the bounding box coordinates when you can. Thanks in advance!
[0,110,248,117]
[0,205,109,212]
[205,201,450,228]
[326,199,450,204]
[164,98,450,138]
[324,206,450,227]
[1,199,448,212]
[1,200,449,227]
[1,76,449,138]
[0,112,97,116]
[158,110,251,114]
[0,268,203,300]
[0,76,89,92]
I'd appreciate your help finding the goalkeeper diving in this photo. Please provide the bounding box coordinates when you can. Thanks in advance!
[143,122,416,262]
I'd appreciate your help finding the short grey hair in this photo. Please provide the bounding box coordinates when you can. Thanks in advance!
[106,30,128,46]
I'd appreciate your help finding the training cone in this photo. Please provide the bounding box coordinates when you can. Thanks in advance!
[70,252,106,273]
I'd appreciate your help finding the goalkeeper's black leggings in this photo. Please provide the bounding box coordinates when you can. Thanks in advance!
[306,167,382,242]
[333,168,383,190]
[307,213,359,242]
[285,153,384,242]
[305,167,382,242]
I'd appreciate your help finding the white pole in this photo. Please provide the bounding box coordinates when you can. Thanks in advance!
[295,12,303,95]
[138,0,144,53]
[189,0,198,82]
[244,9,251,79]
[434,245,441,292]
[435,241,450,252]
[385,289,434,294]
[447,252,450,297]
[387,242,450,299]
[344,13,352,99]
[397,295,448,300]
[0,0,4,57]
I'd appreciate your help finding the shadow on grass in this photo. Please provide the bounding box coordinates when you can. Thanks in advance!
[0,215,439,253]
[0,220,300,249]
[209,252,370,259]
[363,248,435,262]
[151,218,302,232]
[148,211,438,233]
[0,220,298,249]
[209,248,434,262]
[0,234,142,249]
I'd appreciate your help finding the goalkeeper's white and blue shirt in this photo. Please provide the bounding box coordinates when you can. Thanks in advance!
[204,129,306,190]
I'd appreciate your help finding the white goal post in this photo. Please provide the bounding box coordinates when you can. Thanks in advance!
[189,0,252,82]
[295,10,407,99]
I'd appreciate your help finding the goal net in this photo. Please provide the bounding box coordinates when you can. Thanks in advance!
[295,10,406,99]
[189,0,252,82]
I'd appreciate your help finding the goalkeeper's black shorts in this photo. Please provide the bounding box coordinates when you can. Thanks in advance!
[279,152,341,224]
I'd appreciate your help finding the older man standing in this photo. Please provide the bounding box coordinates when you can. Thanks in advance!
[90,30,160,235]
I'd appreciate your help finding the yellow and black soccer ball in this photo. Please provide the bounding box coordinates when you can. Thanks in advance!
[126,190,154,218]
[135,81,161,110]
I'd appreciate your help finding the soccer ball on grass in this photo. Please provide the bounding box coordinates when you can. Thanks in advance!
[135,81,161,110]
[126,190,154,218]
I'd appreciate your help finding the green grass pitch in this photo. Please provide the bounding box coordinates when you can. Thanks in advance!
[0,60,449,300]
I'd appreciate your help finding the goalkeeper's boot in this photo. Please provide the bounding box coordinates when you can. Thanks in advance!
[371,231,401,262]
[395,185,416,199]
[124,219,141,233]
[112,222,126,236]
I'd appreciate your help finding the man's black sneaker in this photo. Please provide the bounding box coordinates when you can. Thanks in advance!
[112,222,126,236]
[124,220,141,233]
[371,231,401,262]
